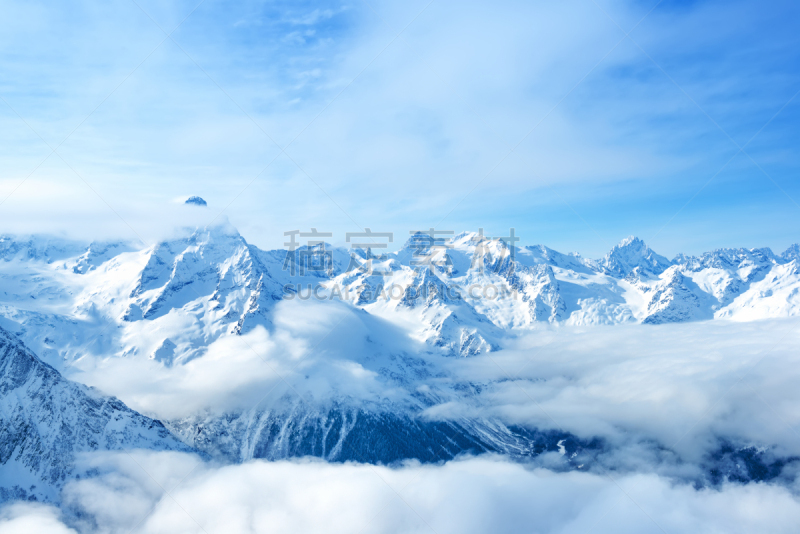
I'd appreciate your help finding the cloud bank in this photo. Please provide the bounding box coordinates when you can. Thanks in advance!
[69,299,422,419]
[68,297,800,484]
[435,318,800,464]
[3,452,800,534]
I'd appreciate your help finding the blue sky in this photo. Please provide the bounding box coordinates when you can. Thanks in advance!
[0,0,798,257]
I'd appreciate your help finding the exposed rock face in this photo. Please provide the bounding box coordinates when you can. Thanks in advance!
[602,236,672,278]
[781,243,800,263]
[0,327,190,502]
[166,402,599,466]
[642,267,714,324]
[0,229,799,506]
[185,196,207,206]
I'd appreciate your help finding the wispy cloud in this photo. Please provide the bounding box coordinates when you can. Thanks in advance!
[0,0,797,256]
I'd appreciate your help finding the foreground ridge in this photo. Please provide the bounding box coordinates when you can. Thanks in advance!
[0,326,191,502]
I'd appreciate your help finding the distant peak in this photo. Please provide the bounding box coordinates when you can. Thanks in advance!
[453,231,482,241]
[616,235,642,248]
[603,235,670,278]
[782,243,800,262]
[185,196,207,206]
[403,230,456,249]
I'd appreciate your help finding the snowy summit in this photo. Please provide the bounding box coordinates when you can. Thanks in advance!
[185,196,207,206]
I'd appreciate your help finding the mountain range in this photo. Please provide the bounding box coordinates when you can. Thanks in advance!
[0,225,797,364]
[0,223,798,502]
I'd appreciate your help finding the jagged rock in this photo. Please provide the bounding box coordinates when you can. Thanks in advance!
[642,267,715,324]
[603,236,672,278]
[0,327,191,502]
[0,226,800,367]
[166,402,600,466]
[185,196,207,206]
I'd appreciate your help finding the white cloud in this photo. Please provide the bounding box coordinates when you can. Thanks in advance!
[0,502,77,534]
[434,318,800,463]
[4,0,796,256]
[70,299,420,419]
[4,452,798,533]
[69,301,800,480]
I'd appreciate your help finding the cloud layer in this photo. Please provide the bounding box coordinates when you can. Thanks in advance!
[436,318,800,464]
[3,452,800,534]
[69,298,423,419]
[68,296,800,483]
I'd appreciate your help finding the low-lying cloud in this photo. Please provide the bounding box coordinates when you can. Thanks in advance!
[433,318,800,465]
[73,302,800,475]
[69,299,422,419]
[6,313,800,532]
[3,452,800,534]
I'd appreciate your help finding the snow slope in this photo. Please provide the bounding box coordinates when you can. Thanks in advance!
[1,225,799,501]
[0,227,797,369]
[0,326,190,502]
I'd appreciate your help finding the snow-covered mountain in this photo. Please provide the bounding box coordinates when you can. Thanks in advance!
[0,227,797,367]
[166,400,597,467]
[1,225,798,505]
[602,235,672,278]
[0,326,190,502]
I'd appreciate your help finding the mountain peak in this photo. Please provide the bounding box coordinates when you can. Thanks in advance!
[185,196,207,206]
[782,243,800,262]
[402,230,457,252]
[603,236,670,278]
[616,235,644,249]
